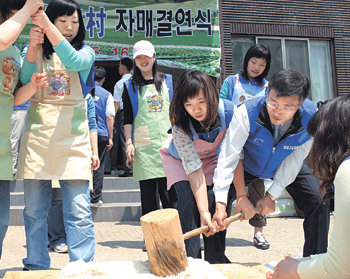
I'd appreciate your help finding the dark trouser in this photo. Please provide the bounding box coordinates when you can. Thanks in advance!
[244,162,330,257]
[246,177,266,227]
[47,188,66,248]
[111,109,129,172]
[173,180,235,264]
[286,164,330,257]
[91,135,109,203]
[139,177,177,216]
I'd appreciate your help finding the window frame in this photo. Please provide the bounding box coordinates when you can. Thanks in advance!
[255,36,335,100]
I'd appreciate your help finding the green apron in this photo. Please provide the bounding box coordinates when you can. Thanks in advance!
[133,81,171,181]
[0,45,21,180]
[17,53,92,180]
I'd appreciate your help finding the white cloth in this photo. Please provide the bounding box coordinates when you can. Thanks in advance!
[113,73,132,110]
[213,103,313,204]
[106,94,115,116]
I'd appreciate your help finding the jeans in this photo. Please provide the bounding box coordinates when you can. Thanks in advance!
[47,187,66,249]
[0,180,10,260]
[173,181,235,264]
[23,179,95,270]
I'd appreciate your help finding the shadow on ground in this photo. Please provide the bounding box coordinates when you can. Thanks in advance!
[226,237,253,247]
[97,240,143,249]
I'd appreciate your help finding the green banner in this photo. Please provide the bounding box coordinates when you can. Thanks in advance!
[19,0,221,76]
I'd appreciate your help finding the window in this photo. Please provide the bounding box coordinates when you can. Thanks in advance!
[231,37,255,75]
[257,38,283,78]
[231,37,334,101]
[309,41,333,101]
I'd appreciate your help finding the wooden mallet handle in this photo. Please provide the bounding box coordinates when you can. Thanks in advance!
[183,206,262,240]
[37,46,44,102]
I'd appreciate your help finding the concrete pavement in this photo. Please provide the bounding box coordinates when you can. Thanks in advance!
[0,216,327,278]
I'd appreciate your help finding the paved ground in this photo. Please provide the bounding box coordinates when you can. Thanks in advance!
[0,215,330,278]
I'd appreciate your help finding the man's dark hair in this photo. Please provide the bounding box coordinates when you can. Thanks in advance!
[268,69,310,102]
[94,66,106,81]
[120,57,133,72]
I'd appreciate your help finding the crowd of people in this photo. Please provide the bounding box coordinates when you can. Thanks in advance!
[0,0,349,278]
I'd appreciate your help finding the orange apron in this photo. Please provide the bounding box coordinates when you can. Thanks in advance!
[160,130,226,190]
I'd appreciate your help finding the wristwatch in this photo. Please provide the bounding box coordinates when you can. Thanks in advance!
[266,192,277,201]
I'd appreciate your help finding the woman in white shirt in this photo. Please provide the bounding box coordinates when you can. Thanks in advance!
[270,95,350,279]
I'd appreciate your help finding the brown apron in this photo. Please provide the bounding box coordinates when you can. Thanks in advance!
[17,53,92,180]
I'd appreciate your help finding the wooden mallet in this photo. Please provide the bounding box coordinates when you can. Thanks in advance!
[140,207,261,277]
[36,15,47,103]
[36,45,45,102]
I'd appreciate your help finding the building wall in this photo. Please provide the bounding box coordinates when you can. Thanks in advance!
[219,0,350,96]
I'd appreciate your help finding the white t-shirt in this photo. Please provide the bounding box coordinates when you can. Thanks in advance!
[106,94,115,116]
[113,73,132,110]
[298,159,350,279]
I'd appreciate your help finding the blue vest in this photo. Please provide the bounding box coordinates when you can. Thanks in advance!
[79,43,95,98]
[167,98,234,159]
[227,73,268,105]
[94,82,110,137]
[125,74,173,120]
[243,96,316,178]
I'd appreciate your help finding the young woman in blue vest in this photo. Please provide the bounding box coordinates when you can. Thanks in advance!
[0,0,45,260]
[221,44,274,249]
[271,95,350,279]
[122,40,177,219]
[17,0,96,270]
[160,70,236,263]
[220,43,271,105]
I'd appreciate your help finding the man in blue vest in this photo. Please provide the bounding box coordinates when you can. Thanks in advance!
[90,66,115,207]
[213,69,330,257]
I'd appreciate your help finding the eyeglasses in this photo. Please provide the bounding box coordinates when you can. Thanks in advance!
[266,100,299,113]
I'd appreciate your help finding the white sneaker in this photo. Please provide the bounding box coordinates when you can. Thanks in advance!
[52,243,68,253]
[253,232,270,250]
[90,200,103,208]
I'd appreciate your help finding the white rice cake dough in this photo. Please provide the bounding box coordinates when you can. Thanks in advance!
[58,258,227,279]
[215,264,270,279]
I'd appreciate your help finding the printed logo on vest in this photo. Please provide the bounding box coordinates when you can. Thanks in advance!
[253,138,264,146]
[283,145,299,150]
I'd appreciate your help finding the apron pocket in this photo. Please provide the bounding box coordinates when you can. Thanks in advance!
[71,107,88,135]
[134,125,151,148]
[26,105,42,132]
